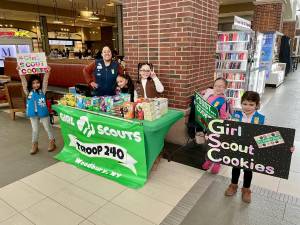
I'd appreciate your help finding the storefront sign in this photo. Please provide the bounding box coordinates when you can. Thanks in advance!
[206,119,295,179]
[0,31,30,37]
[233,16,251,31]
[195,92,219,129]
[17,52,48,75]
[53,105,148,189]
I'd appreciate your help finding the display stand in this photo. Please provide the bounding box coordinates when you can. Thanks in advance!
[266,63,286,87]
[216,31,250,110]
[260,31,284,87]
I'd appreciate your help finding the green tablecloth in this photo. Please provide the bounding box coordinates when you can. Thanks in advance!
[142,110,184,172]
[53,105,183,188]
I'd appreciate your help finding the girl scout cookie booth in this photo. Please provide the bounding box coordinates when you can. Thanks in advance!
[53,104,183,189]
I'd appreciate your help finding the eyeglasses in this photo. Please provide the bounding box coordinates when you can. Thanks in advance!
[139,70,151,72]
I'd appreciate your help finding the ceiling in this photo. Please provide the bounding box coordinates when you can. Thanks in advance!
[0,0,121,28]
[7,0,117,16]
[220,0,254,5]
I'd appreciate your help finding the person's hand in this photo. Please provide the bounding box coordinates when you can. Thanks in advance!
[290,146,295,153]
[16,66,23,76]
[90,82,98,89]
[150,70,157,79]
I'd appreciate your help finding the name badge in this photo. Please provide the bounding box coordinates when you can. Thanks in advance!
[97,64,102,70]
[111,69,115,75]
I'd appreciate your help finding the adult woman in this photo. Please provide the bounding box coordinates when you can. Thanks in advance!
[83,46,123,96]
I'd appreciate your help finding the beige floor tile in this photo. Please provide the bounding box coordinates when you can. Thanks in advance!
[148,168,199,192]
[278,172,300,198]
[89,203,155,225]
[138,179,186,206]
[0,181,46,211]
[21,171,70,196]
[251,173,280,191]
[79,220,97,225]
[50,185,107,218]
[219,165,232,178]
[158,159,204,179]
[112,189,172,224]
[0,214,33,225]
[75,174,126,201]
[21,198,84,225]
[0,200,16,223]
[44,162,90,183]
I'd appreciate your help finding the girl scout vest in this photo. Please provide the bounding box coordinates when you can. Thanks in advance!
[233,111,265,125]
[93,59,118,96]
[26,90,49,118]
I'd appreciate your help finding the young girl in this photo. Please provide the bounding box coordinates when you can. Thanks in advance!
[115,73,135,102]
[202,77,231,174]
[224,91,294,203]
[135,63,164,100]
[19,67,56,155]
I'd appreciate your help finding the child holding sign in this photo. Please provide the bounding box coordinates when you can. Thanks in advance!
[224,91,295,203]
[202,78,232,174]
[18,67,56,155]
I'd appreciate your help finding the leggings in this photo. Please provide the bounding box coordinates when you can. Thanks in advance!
[30,117,54,143]
[231,167,253,188]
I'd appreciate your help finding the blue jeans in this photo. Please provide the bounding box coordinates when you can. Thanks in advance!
[30,117,54,143]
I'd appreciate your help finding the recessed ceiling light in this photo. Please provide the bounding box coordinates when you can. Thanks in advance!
[107,2,114,7]
[53,20,63,24]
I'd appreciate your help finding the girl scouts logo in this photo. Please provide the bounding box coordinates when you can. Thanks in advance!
[77,116,96,137]
[38,98,46,107]
[111,69,115,75]
[97,64,102,70]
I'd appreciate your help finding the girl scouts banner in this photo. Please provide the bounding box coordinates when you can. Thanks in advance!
[206,119,295,179]
[53,105,147,189]
[194,92,219,129]
[17,52,48,75]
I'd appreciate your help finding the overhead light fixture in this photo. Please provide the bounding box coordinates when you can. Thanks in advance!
[102,17,107,22]
[52,0,63,24]
[80,10,93,18]
[106,2,114,7]
[53,19,63,24]
[89,14,100,20]
[9,24,13,27]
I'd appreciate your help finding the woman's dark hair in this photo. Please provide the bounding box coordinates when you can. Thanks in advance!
[137,62,153,83]
[214,77,228,87]
[241,91,260,106]
[27,75,42,92]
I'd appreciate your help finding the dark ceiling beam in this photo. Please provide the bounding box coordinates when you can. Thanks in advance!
[0,0,115,23]
[219,2,254,14]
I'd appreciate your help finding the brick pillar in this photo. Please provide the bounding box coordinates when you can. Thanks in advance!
[252,2,284,32]
[122,0,219,109]
[282,21,296,38]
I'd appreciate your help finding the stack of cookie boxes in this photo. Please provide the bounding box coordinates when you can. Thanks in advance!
[142,98,168,121]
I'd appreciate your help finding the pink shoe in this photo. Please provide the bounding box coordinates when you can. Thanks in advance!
[202,160,213,170]
[211,163,221,174]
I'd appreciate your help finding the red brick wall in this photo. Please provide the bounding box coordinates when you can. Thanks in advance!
[122,0,219,109]
[252,3,283,32]
[282,21,296,39]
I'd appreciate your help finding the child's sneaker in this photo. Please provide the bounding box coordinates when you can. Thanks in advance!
[202,160,213,170]
[241,188,252,203]
[225,184,238,196]
[211,163,221,174]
